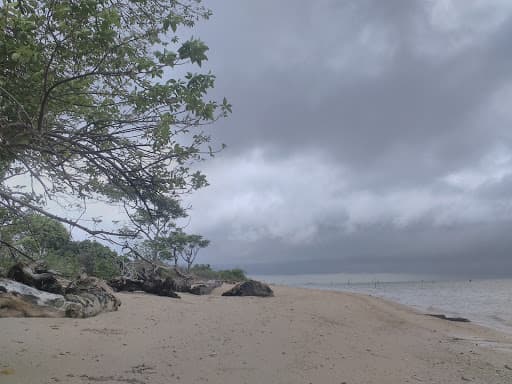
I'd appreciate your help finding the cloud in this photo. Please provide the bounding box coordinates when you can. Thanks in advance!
[169,1,512,275]
[190,146,512,250]
[31,0,512,276]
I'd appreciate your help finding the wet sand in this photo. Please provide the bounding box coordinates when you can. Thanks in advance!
[1,285,512,384]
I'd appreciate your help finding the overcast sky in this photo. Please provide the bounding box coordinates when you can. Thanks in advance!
[173,0,512,276]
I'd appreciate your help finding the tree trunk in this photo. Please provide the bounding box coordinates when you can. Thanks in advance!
[7,261,66,294]
[0,275,121,318]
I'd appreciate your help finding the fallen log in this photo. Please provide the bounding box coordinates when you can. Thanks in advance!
[1,278,72,317]
[108,276,181,298]
[0,276,121,318]
[0,293,64,317]
[0,275,121,318]
[7,261,67,294]
[189,280,222,295]
[109,262,191,297]
[64,274,122,317]
[109,261,227,297]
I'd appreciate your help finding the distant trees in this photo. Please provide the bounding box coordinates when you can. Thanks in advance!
[0,0,229,261]
[133,229,210,271]
[0,214,122,279]
[190,264,247,282]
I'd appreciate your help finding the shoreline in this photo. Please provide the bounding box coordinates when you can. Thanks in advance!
[2,284,512,383]
[259,277,512,336]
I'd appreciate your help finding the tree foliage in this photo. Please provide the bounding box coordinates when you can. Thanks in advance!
[133,228,208,271]
[0,213,122,278]
[179,233,209,271]
[190,264,247,282]
[0,0,230,256]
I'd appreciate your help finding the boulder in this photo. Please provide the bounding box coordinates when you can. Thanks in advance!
[221,280,274,297]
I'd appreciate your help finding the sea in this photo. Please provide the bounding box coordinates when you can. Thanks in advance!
[252,273,512,334]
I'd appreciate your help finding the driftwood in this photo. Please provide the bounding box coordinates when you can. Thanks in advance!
[189,280,222,295]
[7,261,67,294]
[63,274,122,317]
[0,279,67,317]
[109,260,199,298]
[0,276,120,318]
[110,261,223,296]
[109,276,181,298]
[1,262,121,318]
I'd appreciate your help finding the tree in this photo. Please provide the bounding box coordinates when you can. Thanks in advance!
[75,240,121,280]
[0,0,230,258]
[132,228,190,267]
[0,213,123,278]
[131,229,208,271]
[166,229,190,267]
[14,214,70,257]
[179,233,209,271]
[0,213,70,263]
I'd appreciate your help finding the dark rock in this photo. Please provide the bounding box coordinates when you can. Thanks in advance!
[221,280,274,297]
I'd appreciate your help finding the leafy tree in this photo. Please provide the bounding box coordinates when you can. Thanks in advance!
[179,233,209,271]
[75,240,121,280]
[129,206,187,263]
[166,229,190,267]
[15,214,70,257]
[133,228,190,267]
[0,213,122,278]
[0,0,230,258]
[132,229,208,271]
[0,213,69,262]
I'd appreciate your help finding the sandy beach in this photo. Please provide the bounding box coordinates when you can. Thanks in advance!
[1,285,512,384]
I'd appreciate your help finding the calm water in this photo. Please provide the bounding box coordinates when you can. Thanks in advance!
[252,273,512,334]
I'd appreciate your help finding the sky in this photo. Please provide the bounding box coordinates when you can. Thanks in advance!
[167,0,512,277]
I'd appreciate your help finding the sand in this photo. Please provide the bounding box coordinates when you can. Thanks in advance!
[1,285,512,384]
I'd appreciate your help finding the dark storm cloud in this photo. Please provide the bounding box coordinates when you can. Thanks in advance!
[197,0,512,183]
[183,1,512,275]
